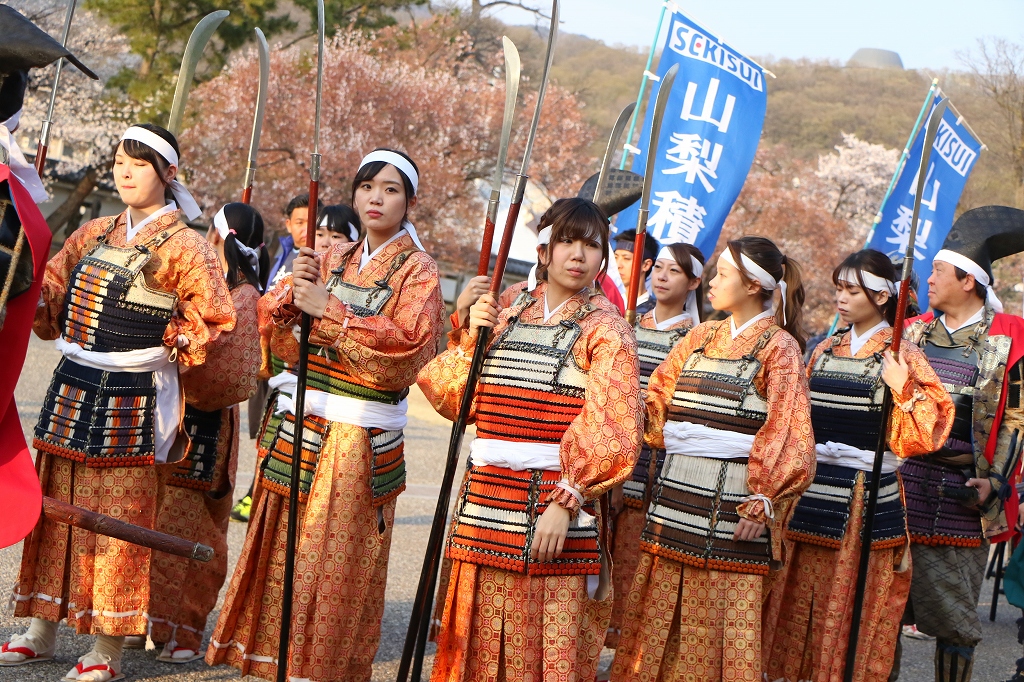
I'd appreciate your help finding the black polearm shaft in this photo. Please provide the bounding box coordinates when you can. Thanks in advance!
[842,98,948,682]
[276,1,325,680]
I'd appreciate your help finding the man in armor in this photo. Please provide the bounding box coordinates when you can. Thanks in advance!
[900,206,1024,681]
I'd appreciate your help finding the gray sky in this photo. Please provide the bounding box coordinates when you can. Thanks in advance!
[486,0,1024,71]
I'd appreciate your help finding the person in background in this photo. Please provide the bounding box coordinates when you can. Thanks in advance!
[266,193,324,286]
[613,228,659,317]
[314,203,360,252]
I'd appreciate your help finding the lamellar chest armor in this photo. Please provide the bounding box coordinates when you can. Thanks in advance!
[473,297,594,444]
[259,245,415,507]
[61,222,181,352]
[623,323,689,507]
[641,324,778,576]
[808,334,886,451]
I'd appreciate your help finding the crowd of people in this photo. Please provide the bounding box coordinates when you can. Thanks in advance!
[3,13,1024,682]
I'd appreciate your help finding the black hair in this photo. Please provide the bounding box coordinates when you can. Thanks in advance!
[0,70,28,123]
[615,229,660,268]
[317,204,361,242]
[726,236,807,352]
[284,193,323,219]
[953,266,988,301]
[350,147,419,222]
[535,198,610,283]
[662,242,706,323]
[831,249,898,326]
[109,123,180,203]
[220,202,268,292]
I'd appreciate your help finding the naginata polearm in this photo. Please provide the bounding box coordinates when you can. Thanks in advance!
[475,36,521,276]
[241,27,270,205]
[167,9,231,137]
[276,0,324,680]
[33,0,78,176]
[624,62,679,326]
[843,98,949,681]
[592,101,635,208]
[396,4,558,681]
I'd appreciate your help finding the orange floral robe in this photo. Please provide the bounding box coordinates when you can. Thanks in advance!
[148,282,262,651]
[762,326,954,682]
[607,310,692,650]
[13,210,235,636]
[419,282,643,682]
[611,316,815,682]
[206,233,445,682]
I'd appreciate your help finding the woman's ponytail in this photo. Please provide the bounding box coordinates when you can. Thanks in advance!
[779,255,806,352]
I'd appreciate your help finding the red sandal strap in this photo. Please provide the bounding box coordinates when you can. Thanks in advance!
[1,643,39,657]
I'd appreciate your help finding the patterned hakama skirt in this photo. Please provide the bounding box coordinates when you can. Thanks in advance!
[205,421,397,682]
[146,406,239,651]
[13,454,162,636]
[761,474,910,682]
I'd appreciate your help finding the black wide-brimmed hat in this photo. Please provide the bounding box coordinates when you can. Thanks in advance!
[576,169,643,217]
[0,5,98,80]
[939,206,1024,282]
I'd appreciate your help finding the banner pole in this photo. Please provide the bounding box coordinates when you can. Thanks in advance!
[618,2,669,171]
[826,78,938,335]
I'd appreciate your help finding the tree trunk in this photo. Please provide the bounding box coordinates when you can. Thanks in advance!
[471,0,482,20]
[45,168,98,234]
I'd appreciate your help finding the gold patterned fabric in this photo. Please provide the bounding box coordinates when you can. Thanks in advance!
[207,232,444,682]
[418,282,643,681]
[612,315,814,682]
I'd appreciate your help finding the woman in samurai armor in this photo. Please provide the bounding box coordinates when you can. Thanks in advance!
[206,148,445,682]
[228,202,360,526]
[143,202,267,663]
[762,249,954,682]
[2,123,235,682]
[605,242,704,651]
[611,236,815,682]
[419,197,643,682]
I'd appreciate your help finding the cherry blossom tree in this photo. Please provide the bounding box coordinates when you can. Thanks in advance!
[180,23,595,267]
[815,132,899,232]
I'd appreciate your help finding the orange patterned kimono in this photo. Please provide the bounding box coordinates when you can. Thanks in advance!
[14,209,235,636]
[611,315,815,682]
[206,232,444,682]
[419,282,643,682]
[148,282,262,652]
[607,310,692,650]
[762,326,953,682]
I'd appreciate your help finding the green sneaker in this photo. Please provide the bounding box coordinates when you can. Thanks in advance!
[230,495,252,522]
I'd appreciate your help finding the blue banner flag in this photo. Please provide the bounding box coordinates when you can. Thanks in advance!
[867,96,982,308]
[617,10,767,258]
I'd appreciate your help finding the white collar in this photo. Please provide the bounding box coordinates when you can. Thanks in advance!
[636,290,650,304]
[652,309,691,331]
[729,308,774,339]
[849,319,890,356]
[126,202,177,243]
[543,288,586,322]
[940,305,985,333]
[360,228,405,273]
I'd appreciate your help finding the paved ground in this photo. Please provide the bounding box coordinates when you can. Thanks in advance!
[2,335,1023,681]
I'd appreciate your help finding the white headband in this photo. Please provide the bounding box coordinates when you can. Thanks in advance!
[319,214,359,242]
[933,248,1004,313]
[537,225,552,246]
[214,206,262,278]
[656,246,704,278]
[119,126,202,220]
[359,150,418,194]
[719,247,789,324]
[838,267,898,295]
